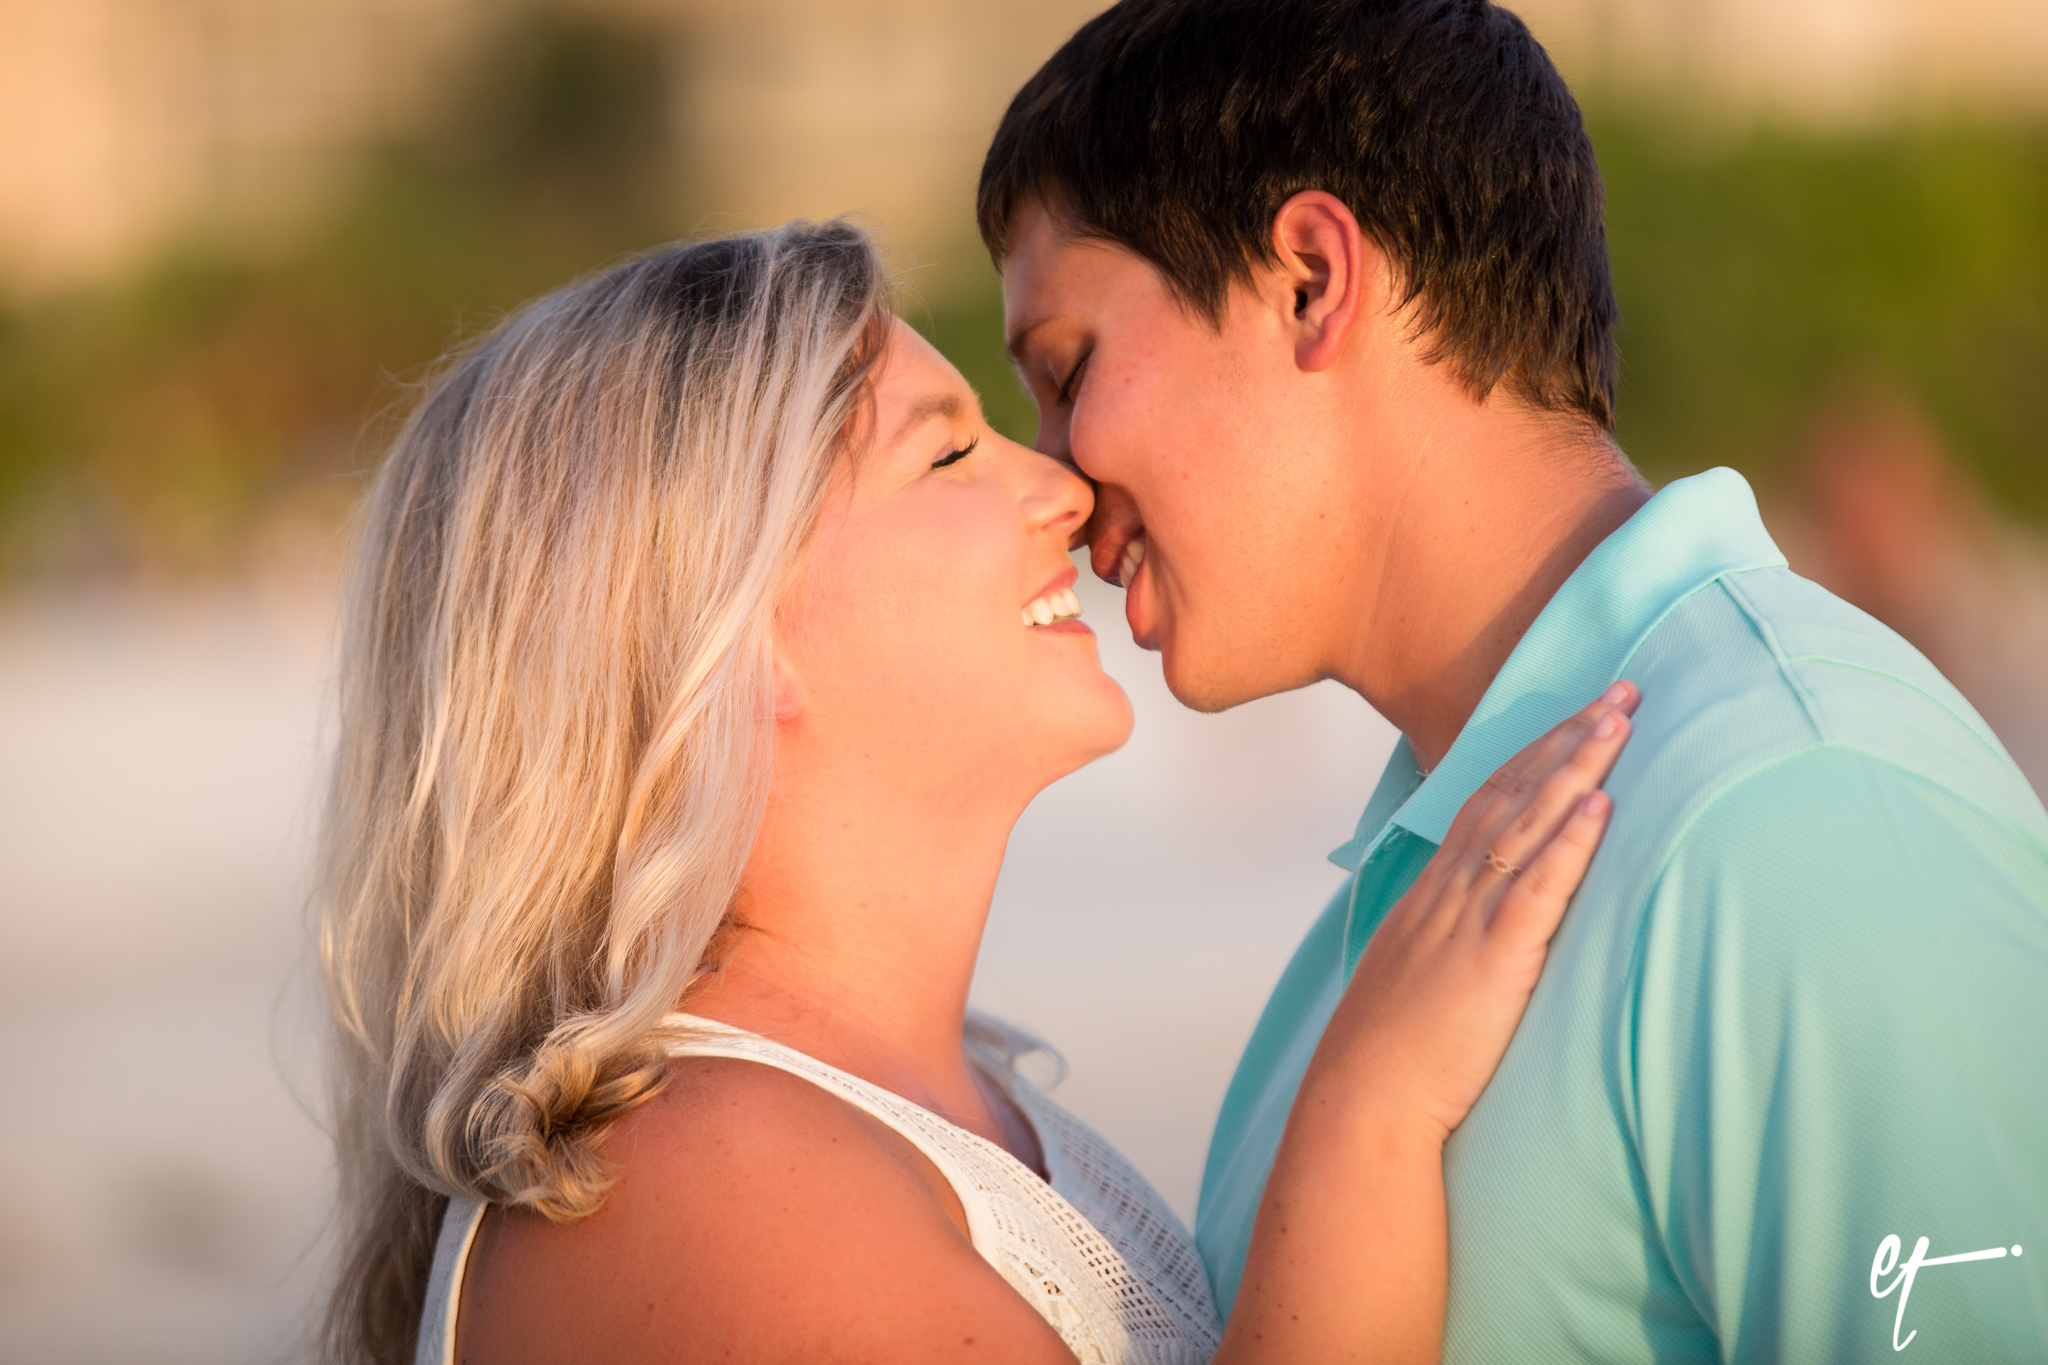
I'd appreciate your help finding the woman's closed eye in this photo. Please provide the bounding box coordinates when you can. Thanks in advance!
[931,437,978,470]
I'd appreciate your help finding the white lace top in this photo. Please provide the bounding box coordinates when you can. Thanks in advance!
[415,1014,1223,1365]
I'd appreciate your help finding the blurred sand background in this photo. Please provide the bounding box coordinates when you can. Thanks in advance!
[1,1,2046,1361]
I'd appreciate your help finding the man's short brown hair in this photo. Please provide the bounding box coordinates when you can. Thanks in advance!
[977,0,1619,430]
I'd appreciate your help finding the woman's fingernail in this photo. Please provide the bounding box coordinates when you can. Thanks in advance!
[1593,710,1620,739]
[1583,791,1608,814]
[1601,681,1630,705]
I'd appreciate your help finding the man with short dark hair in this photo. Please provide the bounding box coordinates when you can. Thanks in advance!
[979,1,2048,1358]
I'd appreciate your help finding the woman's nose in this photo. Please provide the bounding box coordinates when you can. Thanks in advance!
[1018,445,1095,546]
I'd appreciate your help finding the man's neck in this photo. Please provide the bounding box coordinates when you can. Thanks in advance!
[1335,424,1649,773]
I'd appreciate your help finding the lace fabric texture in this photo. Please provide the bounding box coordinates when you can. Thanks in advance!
[414,1015,1222,1365]
[1006,1072,1226,1362]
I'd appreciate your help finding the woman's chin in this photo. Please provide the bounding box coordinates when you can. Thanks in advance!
[1098,684,1137,755]
[1036,681,1137,782]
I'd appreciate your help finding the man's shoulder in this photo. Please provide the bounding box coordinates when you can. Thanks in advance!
[1607,564,2047,872]
[1589,570,2048,1127]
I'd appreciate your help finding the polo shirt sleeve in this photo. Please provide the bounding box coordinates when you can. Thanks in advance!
[1626,746,2048,1361]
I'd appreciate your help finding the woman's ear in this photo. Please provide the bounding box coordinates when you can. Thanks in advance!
[1269,190,1374,374]
[770,650,805,723]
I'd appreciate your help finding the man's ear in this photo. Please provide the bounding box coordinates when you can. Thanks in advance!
[1269,191,1374,374]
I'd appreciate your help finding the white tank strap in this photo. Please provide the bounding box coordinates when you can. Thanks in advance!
[659,1013,1023,1251]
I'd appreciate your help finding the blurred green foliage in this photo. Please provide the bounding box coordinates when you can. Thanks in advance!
[0,13,2041,579]
[1593,112,2048,516]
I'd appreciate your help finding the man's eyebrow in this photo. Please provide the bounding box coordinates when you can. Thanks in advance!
[890,392,965,446]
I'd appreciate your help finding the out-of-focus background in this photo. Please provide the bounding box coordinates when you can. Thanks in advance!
[1,1,2044,1360]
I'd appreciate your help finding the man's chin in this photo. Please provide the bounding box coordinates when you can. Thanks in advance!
[1159,645,1278,715]
[1163,634,1318,716]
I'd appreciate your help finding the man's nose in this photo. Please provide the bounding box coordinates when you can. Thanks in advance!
[1084,482,1142,583]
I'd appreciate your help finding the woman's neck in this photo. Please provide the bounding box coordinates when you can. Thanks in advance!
[685,753,1035,1153]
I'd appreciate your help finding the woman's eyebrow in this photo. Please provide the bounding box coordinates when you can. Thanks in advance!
[890,392,965,445]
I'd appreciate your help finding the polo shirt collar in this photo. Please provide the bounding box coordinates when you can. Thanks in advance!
[1329,467,1786,873]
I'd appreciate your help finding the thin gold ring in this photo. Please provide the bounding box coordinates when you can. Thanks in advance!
[1483,850,1523,878]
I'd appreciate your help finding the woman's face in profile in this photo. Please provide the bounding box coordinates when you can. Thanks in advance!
[777,319,1133,802]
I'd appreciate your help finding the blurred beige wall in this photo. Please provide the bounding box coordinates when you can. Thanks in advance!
[0,0,495,293]
[6,0,2048,299]
[658,0,1102,282]
[1519,0,2048,121]
[0,0,1105,299]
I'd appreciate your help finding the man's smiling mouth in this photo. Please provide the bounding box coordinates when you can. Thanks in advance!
[1092,525,1145,589]
[1112,533,1146,590]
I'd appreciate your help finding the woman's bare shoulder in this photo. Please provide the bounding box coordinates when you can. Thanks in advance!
[455,1056,1075,1365]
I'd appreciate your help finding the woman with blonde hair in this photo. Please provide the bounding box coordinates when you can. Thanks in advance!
[320,220,1634,1364]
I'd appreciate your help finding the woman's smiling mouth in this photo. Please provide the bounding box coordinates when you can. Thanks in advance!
[1022,584,1084,627]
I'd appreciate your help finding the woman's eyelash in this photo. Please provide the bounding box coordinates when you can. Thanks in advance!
[931,437,977,470]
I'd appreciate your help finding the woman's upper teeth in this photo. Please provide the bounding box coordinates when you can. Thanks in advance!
[1022,586,1083,627]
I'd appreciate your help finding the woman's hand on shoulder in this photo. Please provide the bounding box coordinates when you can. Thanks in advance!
[458,1056,1080,1365]
[1316,680,1638,1144]
[1217,683,1636,1365]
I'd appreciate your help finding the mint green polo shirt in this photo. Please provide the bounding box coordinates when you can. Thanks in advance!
[1195,469,2048,1361]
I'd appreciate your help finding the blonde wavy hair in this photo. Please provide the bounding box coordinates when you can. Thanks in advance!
[318,222,891,1364]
